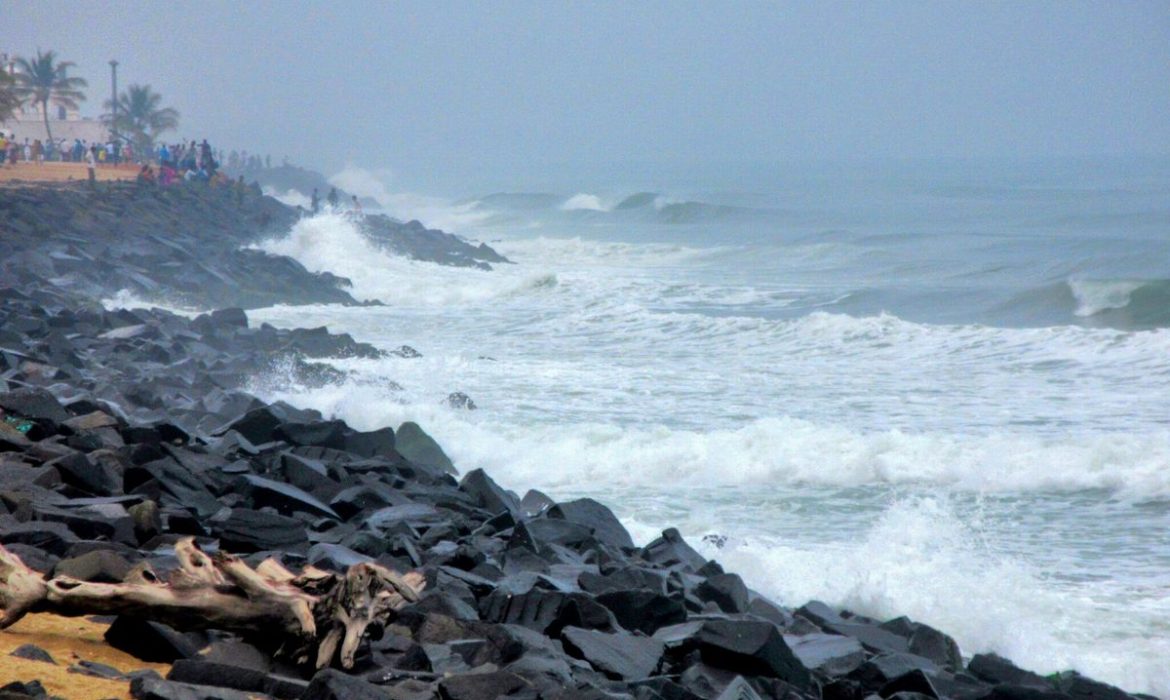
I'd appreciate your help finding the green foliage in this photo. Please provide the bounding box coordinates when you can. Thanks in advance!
[12,49,88,141]
[0,70,22,124]
[104,83,180,153]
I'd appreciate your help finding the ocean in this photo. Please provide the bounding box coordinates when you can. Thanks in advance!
[240,156,1170,694]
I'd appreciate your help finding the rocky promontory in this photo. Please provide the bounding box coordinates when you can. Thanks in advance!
[0,181,507,310]
[0,182,1152,700]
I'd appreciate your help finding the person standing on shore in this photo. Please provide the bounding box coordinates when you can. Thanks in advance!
[311,188,320,214]
[85,145,97,189]
[327,187,339,209]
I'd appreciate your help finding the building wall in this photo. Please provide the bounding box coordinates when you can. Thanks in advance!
[1,118,109,145]
[1,51,106,144]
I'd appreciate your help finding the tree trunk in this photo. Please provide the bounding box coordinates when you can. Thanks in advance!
[0,539,424,670]
[40,98,52,143]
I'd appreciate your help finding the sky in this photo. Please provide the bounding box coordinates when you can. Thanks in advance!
[5,1,1170,183]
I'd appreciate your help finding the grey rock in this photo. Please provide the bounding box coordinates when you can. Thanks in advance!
[561,626,665,681]
[9,644,55,665]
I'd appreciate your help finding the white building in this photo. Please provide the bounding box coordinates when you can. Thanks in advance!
[1,51,108,145]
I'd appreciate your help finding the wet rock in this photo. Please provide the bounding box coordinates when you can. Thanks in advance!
[443,392,477,410]
[240,474,340,519]
[459,469,521,517]
[1052,671,1135,700]
[696,573,750,614]
[849,652,940,692]
[344,427,399,459]
[68,659,127,679]
[480,588,616,635]
[520,490,555,517]
[798,601,909,655]
[641,528,708,573]
[47,451,121,496]
[437,670,530,700]
[106,617,203,663]
[9,644,55,664]
[53,549,132,582]
[0,387,71,423]
[389,346,422,359]
[303,668,393,700]
[694,619,812,689]
[217,406,285,445]
[129,499,162,542]
[880,669,941,699]
[210,508,307,553]
[787,633,866,678]
[275,420,348,450]
[967,654,1053,689]
[129,676,256,700]
[167,660,307,700]
[547,498,634,550]
[0,680,48,698]
[396,422,456,475]
[595,589,686,635]
[561,626,665,681]
[908,622,963,671]
[309,543,375,571]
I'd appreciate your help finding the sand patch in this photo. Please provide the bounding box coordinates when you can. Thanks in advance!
[0,614,170,700]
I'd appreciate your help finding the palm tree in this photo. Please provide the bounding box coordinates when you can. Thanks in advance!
[12,50,87,142]
[0,70,22,124]
[104,83,179,153]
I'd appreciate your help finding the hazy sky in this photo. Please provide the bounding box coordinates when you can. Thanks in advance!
[6,1,1169,180]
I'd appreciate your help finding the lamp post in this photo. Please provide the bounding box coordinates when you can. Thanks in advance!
[109,60,118,165]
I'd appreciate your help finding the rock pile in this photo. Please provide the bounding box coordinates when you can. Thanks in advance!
[0,182,507,309]
[0,291,1146,700]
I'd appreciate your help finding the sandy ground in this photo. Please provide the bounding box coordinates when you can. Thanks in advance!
[0,161,137,183]
[0,614,171,699]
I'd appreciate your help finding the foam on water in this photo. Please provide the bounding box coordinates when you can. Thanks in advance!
[243,357,1170,501]
[243,171,1170,695]
[262,186,312,209]
[252,213,558,305]
[247,358,1170,694]
[100,289,206,317]
[561,193,610,211]
[700,498,1170,696]
[1070,278,1146,317]
[329,166,496,232]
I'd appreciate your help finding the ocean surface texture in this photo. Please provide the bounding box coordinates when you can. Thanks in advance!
[171,158,1168,694]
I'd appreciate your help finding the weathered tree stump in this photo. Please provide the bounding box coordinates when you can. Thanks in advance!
[0,538,424,669]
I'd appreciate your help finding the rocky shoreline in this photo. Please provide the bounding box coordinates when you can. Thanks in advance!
[0,183,1152,700]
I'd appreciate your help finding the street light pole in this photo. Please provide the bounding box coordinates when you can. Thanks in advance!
[109,60,118,165]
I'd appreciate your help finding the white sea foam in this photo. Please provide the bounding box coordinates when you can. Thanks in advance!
[248,365,1170,693]
[699,498,1170,697]
[329,166,495,232]
[262,186,311,209]
[561,193,609,211]
[99,289,205,317]
[1069,278,1145,316]
[242,197,1170,695]
[493,235,722,268]
[252,213,557,305]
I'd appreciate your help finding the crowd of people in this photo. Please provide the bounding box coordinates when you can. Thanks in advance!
[133,138,252,193]
[0,131,282,176]
[0,132,133,166]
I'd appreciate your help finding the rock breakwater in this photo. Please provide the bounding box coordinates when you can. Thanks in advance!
[0,182,507,309]
[0,184,1152,700]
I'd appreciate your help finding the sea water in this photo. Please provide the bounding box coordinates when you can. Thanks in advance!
[233,157,1169,694]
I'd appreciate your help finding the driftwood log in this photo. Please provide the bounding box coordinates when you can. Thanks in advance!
[0,538,424,669]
